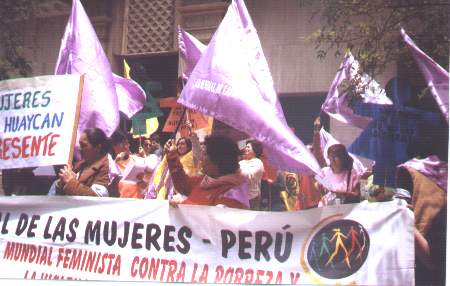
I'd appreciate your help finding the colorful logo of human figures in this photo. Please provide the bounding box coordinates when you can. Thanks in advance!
[306,219,370,279]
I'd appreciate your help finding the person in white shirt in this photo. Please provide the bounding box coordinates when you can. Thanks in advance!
[138,137,161,170]
[239,140,264,210]
[108,131,159,198]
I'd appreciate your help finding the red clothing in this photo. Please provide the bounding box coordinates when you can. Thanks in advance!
[117,181,144,199]
[295,175,321,210]
[261,155,277,182]
[167,152,247,209]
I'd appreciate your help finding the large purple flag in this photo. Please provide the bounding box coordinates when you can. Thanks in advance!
[179,12,286,124]
[113,73,146,118]
[233,1,286,125]
[178,28,206,79]
[178,0,320,174]
[322,53,392,129]
[55,0,142,136]
[401,28,449,122]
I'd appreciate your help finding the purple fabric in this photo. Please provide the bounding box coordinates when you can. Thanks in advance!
[113,73,146,118]
[398,155,448,191]
[178,0,319,175]
[322,53,392,129]
[179,11,286,125]
[319,128,367,177]
[229,0,286,125]
[223,180,250,208]
[178,28,206,79]
[401,28,449,122]
[55,0,126,136]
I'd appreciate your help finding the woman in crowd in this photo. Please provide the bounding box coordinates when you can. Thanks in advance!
[176,136,196,176]
[239,140,264,210]
[165,135,248,209]
[313,119,360,206]
[51,127,110,196]
[147,119,203,200]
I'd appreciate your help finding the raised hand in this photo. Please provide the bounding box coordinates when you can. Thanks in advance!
[164,139,177,156]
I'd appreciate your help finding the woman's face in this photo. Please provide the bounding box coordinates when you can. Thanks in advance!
[177,138,189,156]
[244,143,255,160]
[79,132,101,163]
[328,153,344,173]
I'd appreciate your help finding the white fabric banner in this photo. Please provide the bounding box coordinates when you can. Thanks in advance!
[0,197,414,285]
[0,75,81,169]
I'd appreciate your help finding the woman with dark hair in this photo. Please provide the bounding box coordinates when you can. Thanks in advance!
[311,118,361,206]
[151,123,201,201]
[316,144,361,206]
[176,136,196,177]
[177,137,192,155]
[165,135,248,208]
[50,127,111,196]
[312,117,361,207]
[239,140,264,210]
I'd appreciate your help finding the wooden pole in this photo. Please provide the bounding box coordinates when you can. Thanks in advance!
[172,76,188,139]
[68,74,84,165]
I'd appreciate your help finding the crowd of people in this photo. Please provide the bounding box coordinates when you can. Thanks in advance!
[0,115,447,284]
[1,119,368,210]
[3,118,443,213]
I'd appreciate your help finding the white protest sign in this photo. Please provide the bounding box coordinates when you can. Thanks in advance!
[0,197,413,285]
[0,75,82,169]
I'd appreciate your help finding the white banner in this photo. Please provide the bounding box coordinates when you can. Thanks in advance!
[0,197,414,285]
[0,75,81,169]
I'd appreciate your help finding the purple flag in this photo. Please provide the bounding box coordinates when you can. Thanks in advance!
[322,53,392,129]
[55,0,120,136]
[178,0,320,175]
[179,13,286,124]
[178,28,206,79]
[113,73,146,118]
[401,28,449,122]
[319,128,367,176]
[233,1,286,125]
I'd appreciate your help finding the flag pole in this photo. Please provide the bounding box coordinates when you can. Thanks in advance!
[172,107,187,139]
[171,76,187,139]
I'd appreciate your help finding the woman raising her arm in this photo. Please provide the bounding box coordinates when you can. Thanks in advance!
[312,119,361,206]
[165,135,248,209]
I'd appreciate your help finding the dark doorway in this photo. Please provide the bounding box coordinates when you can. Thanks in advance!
[279,94,329,145]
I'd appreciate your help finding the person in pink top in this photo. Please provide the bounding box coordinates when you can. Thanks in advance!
[316,144,361,206]
[313,119,361,206]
